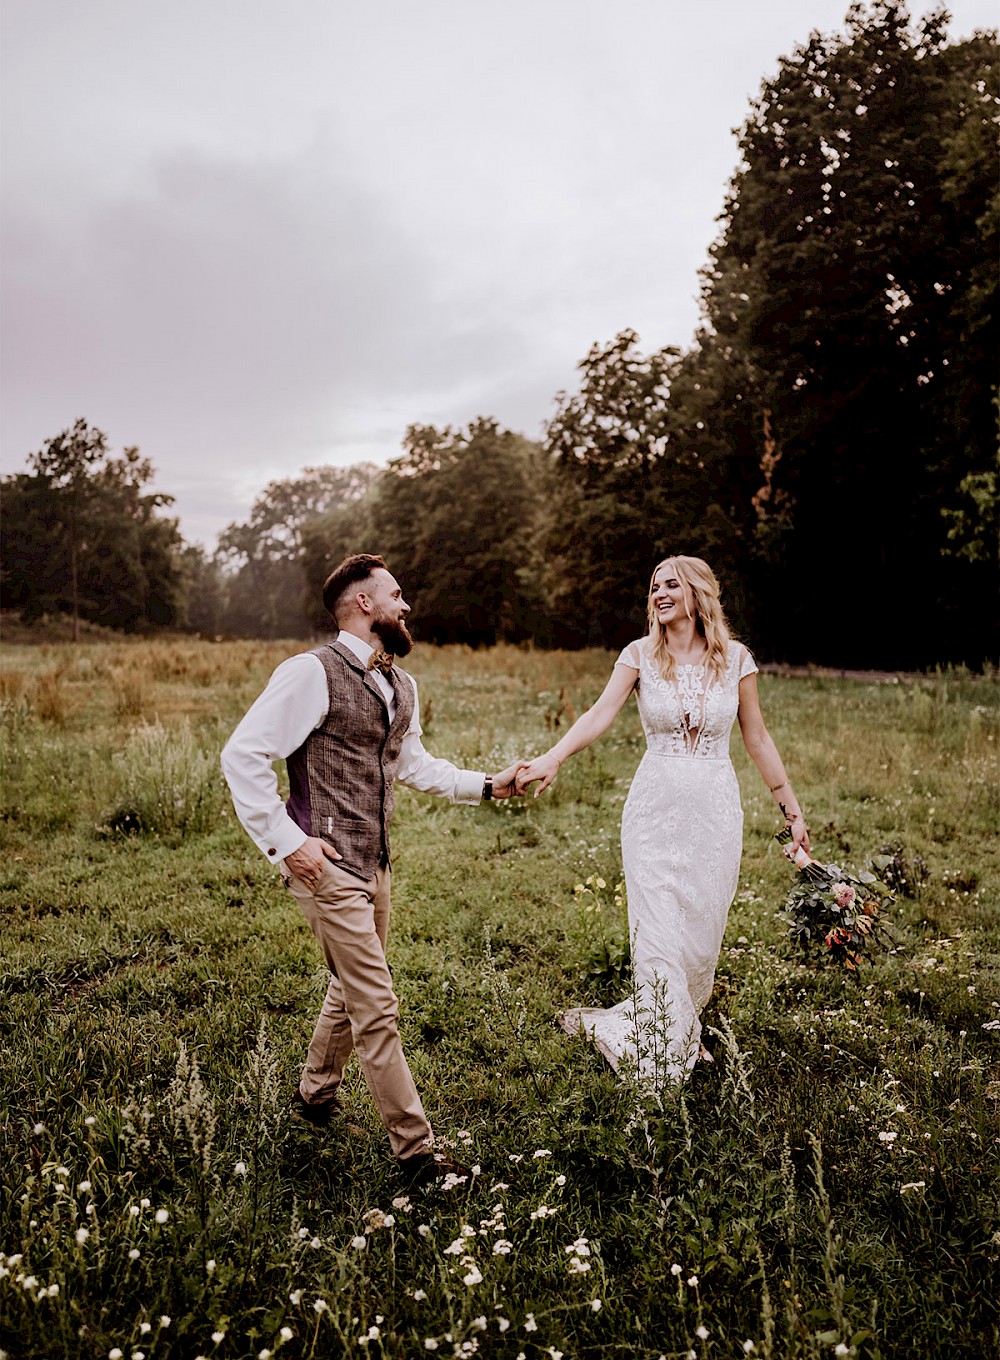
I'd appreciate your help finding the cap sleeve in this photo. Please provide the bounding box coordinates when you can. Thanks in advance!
[615,639,642,671]
[738,645,759,680]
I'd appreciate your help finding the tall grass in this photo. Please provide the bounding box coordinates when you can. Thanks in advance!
[0,639,997,1359]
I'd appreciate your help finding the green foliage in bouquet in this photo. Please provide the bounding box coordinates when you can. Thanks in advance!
[775,829,897,971]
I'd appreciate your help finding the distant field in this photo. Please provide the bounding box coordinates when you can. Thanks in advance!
[1,638,997,1360]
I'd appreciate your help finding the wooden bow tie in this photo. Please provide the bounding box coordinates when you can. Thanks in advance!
[367,650,395,675]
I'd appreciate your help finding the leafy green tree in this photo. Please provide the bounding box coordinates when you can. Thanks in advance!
[1,420,184,634]
[540,331,749,647]
[349,420,546,646]
[217,463,379,637]
[701,0,998,664]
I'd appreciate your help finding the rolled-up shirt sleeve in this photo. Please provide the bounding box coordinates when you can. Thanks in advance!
[395,675,485,804]
[220,652,329,861]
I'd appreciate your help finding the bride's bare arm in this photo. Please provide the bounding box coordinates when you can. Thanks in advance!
[517,663,638,796]
[736,672,810,851]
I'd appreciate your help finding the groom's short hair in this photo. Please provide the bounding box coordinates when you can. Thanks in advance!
[322,553,388,624]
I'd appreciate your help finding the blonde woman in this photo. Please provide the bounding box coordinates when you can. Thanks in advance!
[517,556,808,1084]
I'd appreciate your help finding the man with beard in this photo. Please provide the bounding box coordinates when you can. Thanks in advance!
[221,553,525,1185]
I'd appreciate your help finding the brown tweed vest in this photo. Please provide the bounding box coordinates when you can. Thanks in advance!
[285,640,416,881]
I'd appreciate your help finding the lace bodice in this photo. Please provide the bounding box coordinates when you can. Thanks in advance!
[616,638,758,760]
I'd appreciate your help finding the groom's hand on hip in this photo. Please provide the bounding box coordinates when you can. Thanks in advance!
[284,836,342,888]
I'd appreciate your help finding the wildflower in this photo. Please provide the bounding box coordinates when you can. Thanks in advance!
[671,1263,682,1276]
[234,1161,248,1177]
[591,1299,602,1312]
[128,1250,140,1261]
[140,1198,150,1209]
[258,1351,272,1359]
[696,1325,709,1340]
[412,1289,427,1301]
[47,1284,60,1297]
[547,1349,564,1360]
[744,1343,756,1353]
[279,1328,293,1342]
[206,1259,216,1273]
[524,1314,538,1332]
[835,1348,849,1358]
[212,1332,226,1343]
[391,1195,412,1211]
[687,1275,699,1287]
[365,1326,380,1340]
[32,1123,44,1135]
[441,1172,468,1191]
[444,1239,464,1255]
[109,1351,123,1360]
[555,1174,566,1186]
[901,1181,926,1194]
[154,1209,169,1224]
[498,1317,511,1331]
[310,1237,321,1249]
[472,1316,487,1331]
[298,1227,309,1239]
[289,1291,302,1305]
[351,1236,367,1250]
[159,1317,171,1329]
[533,1149,551,1158]
[463,1262,484,1286]
[471,1164,481,1176]
[878,1132,897,1144]
[424,1343,439,1353]
[568,1256,591,1273]
[418,1224,431,1238]
[462,1225,476,1238]
[313,1299,328,1314]
[132,1352,145,1360]
[493,1239,513,1255]
[85,1116,96,1126]
[363,1208,395,1231]
[566,1237,590,1256]
[508,1154,523,1163]
[78,1180,92,1192]
[139,1324,151,1335]
[75,1228,89,1246]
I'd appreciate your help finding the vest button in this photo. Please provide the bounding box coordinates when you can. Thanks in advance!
[267,847,276,857]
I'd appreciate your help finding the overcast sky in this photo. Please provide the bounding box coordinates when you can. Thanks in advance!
[2,1,995,547]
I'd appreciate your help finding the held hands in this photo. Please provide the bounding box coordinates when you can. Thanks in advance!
[515,754,561,798]
[491,760,532,799]
[284,835,341,888]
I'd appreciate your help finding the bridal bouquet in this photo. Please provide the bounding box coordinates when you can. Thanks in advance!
[775,829,896,970]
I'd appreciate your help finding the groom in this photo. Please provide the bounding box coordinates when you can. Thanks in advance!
[221,553,525,1185]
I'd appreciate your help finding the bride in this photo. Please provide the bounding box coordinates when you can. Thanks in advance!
[517,555,809,1086]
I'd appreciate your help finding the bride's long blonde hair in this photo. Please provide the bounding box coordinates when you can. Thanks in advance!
[646,555,732,684]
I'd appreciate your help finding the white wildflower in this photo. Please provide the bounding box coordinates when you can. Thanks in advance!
[591,1299,602,1312]
[524,1314,538,1332]
[696,1325,709,1340]
[128,1250,140,1261]
[313,1299,328,1314]
[351,1236,367,1250]
[412,1289,427,1301]
[234,1161,248,1177]
[279,1328,293,1342]
[154,1209,169,1224]
[671,1263,682,1276]
[75,1228,89,1246]
[532,1149,551,1158]
[78,1180,92,1192]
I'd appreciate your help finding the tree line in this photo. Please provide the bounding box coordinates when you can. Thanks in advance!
[2,3,996,666]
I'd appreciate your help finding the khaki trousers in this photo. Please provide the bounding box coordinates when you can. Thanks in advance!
[285,859,433,1161]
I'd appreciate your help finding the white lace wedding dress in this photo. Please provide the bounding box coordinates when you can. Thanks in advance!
[562,637,758,1085]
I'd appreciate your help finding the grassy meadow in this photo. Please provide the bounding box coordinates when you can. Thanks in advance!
[0,637,997,1360]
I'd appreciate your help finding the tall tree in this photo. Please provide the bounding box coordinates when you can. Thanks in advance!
[346,420,547,646]
[701,1,998,664]
[540,331,749,647]
[1,420,184,634]
[217,463,379,637]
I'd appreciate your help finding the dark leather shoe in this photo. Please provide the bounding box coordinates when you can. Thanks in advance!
[399,1150,474,1189]
[291,1088,341,1128]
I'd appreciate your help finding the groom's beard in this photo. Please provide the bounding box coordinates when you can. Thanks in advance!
[372,609,413,658]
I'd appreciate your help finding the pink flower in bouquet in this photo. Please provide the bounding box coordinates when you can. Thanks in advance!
[831,882,856,909]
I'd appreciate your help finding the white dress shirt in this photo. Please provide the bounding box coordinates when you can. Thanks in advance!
[220,629,486,863]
